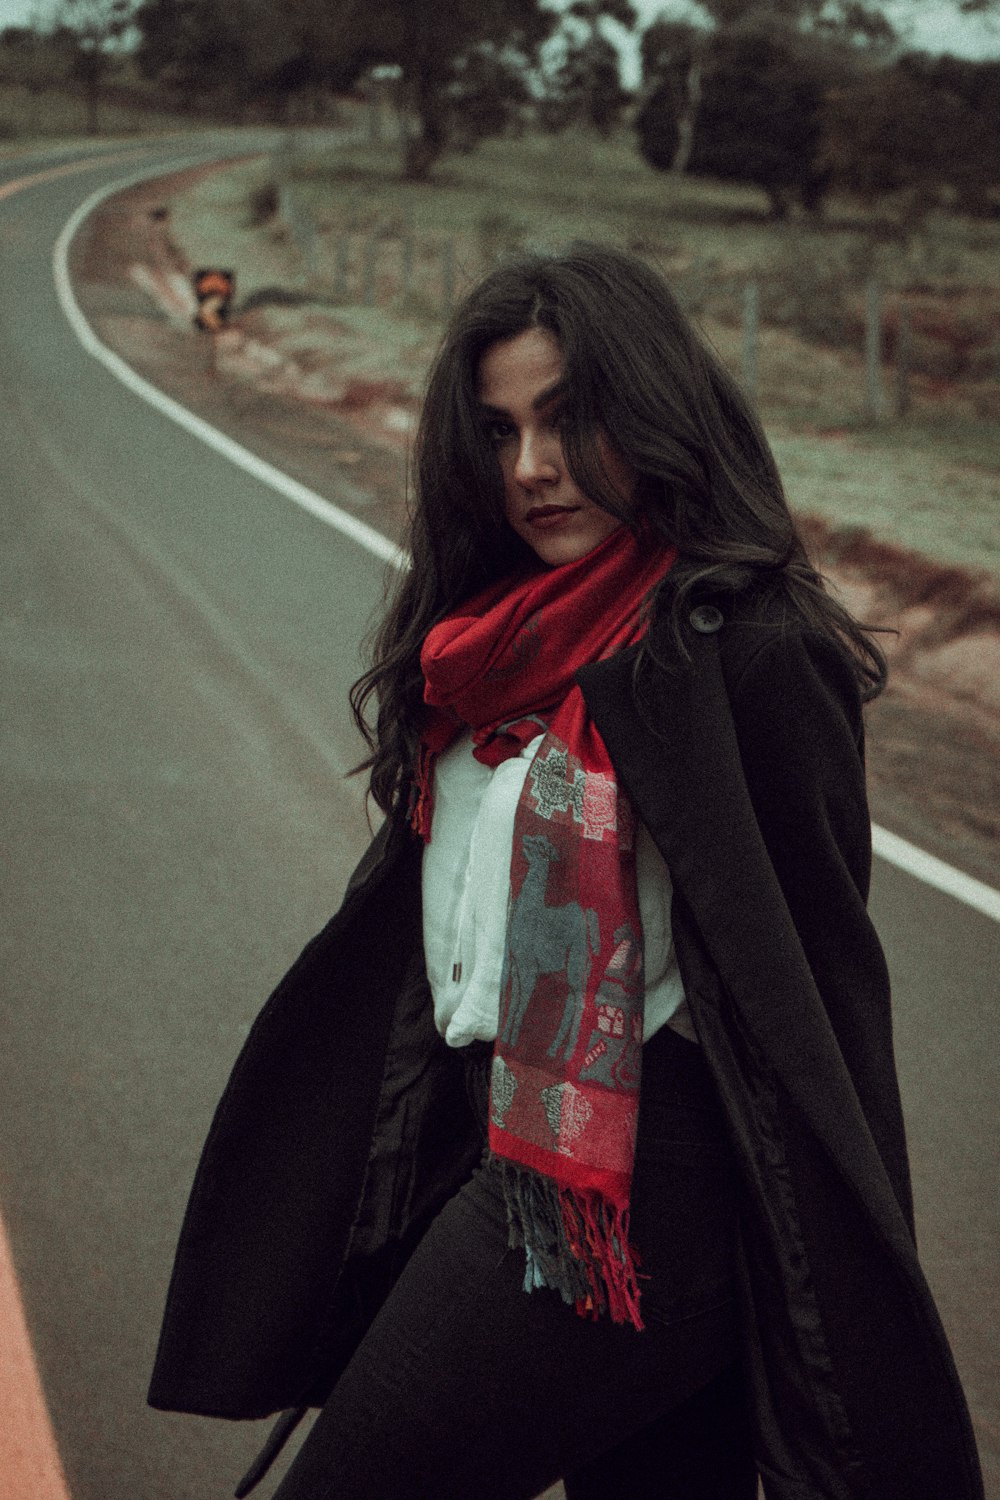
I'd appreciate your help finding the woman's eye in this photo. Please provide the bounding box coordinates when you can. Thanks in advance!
[485,419,515,445]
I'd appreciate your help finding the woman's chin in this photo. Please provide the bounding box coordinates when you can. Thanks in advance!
[520,521,626,568]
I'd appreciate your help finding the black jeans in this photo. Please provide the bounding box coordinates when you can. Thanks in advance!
[272,1024,757,1500]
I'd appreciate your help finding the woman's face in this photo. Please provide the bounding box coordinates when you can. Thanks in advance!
[476,327,636,567]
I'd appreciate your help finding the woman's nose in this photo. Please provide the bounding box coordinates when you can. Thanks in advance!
[513,430,560,488]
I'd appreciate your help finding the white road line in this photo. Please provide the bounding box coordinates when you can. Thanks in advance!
[871,826,1000,924]
[51,159,1000,925]
[51,158,409,573]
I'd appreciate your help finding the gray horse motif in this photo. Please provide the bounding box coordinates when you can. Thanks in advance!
[500,832,599,1057]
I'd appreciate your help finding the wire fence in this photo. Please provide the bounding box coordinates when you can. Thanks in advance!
[273,186,460,311]
[270,142,919,425]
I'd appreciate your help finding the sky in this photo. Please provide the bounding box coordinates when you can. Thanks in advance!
[0,0,996,69]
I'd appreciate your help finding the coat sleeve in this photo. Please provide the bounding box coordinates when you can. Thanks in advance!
[582,619,983,1499]
[723,625,914,1231]
[719,626,988,1500]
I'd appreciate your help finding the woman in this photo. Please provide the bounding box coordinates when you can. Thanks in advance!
[148,243,983,1500]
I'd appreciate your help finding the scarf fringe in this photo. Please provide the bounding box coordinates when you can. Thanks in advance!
[493,1156,644,1332]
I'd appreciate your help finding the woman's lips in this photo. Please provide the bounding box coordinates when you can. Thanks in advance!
[525,505,580,530]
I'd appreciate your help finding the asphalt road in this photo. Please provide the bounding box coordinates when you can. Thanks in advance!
[1,140,997,1500]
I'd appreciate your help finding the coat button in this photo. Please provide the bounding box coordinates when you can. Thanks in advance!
[689,604,724,634]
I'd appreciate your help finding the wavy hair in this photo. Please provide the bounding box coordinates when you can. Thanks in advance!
[351,241,886,816]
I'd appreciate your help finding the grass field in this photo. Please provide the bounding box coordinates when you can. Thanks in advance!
[0,80,243,147]
[290,129,1000,286]
[161,127,999,576]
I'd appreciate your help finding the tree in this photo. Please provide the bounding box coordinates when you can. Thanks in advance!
[374,0,554,179]
[133,0,237,110]
[58,0,133,133]
[135,0,364,118]
[821,55,1000,222]
[638,0,896,181]
[638,19,704,172]
[234,0,365,116]
[637,25,838,216]
[540,28,631,136]
[554,0,636,135]
[0,26,74,132]
[132,0,554,175]
[446,44,532,150]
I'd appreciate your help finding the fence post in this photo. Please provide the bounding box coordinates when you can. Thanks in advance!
[401,211,415,298]
[442,237,456,314]
[334,236,349,301]
[362,233,378,307]
[277,182,318,285]
[864,278,885,424]
[894,302,912,420]
[272,130,294,190]
[742,281,759,401]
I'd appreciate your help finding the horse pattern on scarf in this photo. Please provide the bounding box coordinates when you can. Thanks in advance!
[499,833,599,1057]
[494,731,643,1189]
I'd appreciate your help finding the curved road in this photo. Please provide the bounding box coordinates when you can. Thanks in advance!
[1,140,997,1499]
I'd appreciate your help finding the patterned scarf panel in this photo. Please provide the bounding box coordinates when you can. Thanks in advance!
[416,526,677,1329]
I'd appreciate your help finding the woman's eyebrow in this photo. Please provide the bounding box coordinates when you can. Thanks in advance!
[476,381,568,419]
[532,379,568,412]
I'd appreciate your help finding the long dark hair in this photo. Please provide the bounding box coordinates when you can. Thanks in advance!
[351,241,886,816]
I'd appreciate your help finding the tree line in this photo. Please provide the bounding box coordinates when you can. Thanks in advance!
[1,0,998,217]
[636,12,1000,220]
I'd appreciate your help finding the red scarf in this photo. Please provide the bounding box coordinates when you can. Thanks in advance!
[415,527,677,1330]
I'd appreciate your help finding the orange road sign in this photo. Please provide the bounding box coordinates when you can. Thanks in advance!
[193,268,235,332]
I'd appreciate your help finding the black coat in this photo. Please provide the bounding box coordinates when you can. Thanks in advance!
[148,600,983,1500]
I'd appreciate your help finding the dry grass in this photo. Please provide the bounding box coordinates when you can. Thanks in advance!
[164,131,1000,577]
[0,81,232,144]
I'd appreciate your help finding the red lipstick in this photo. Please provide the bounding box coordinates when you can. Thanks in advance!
[525,504,580,529]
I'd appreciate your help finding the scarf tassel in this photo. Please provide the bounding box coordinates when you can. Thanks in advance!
[494,1157,645,1332]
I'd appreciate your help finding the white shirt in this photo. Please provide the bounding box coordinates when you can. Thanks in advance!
[422,733,694,1049]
